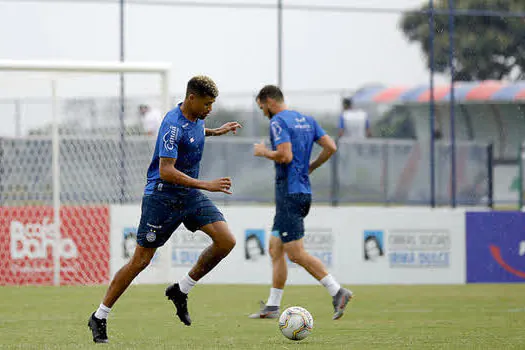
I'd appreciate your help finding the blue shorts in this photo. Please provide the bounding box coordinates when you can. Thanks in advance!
[136,188,225,248]
[272,193,311,243]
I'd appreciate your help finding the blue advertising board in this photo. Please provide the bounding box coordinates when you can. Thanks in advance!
[466,212,525,283]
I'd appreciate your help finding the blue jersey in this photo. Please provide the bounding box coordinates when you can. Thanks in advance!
[269,110,326,196]
[144,104,205,195]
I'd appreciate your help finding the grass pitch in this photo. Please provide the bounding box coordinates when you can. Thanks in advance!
[0,284,524,349]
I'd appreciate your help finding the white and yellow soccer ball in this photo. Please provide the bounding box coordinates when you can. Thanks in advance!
[278,306,314,341]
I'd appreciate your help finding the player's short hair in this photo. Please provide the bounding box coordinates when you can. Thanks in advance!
[186,76,219,98]
[256,85,284,103]
[343,97,353,109]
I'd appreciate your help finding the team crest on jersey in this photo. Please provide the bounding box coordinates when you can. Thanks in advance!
[163,125,178,151]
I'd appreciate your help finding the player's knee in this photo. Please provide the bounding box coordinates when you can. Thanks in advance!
[286,251,305,265]
[217,233,236,254]
[130,256,151,271]
[269,245,283,260]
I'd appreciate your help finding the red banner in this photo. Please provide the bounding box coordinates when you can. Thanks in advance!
[0,206,110,285]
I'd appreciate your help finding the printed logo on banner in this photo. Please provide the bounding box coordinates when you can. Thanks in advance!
[0,206,110,286]
[244,229,265,262]
[363,230,385,262]
[171,228,211,267]
[287,228,333,268]
[10,218,78,261]
[387,230,451,268]
[466,212,525,283]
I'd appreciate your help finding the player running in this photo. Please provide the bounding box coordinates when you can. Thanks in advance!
[88,76,241,343]
[250,85,352,320]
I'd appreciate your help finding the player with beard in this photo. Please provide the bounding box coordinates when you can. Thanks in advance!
[250,85,352,320]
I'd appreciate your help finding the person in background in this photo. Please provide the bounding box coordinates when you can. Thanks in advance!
[338,97,371,139]
[139,104,164,137]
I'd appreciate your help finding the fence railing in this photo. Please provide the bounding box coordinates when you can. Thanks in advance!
[0,136,492,207]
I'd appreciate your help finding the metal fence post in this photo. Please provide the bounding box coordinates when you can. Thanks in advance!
[429,0,436,208]
[330,140,339,207]
[383,141,389,204]
[487,143,494,209]
[519,143,524,209]
[449,0,457,208]
[0,137,3,206]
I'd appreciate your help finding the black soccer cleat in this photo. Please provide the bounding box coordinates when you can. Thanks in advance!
[88,312,109,343]
[165,283,192,326]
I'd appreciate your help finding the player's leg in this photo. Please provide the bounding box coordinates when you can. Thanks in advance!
[89,194,180,342]
[88,246,157,343]
[281,194,353,320]
[166,193,235,326]
[283,238,352,320]
[166,220,235,326]
[188,220,236,280]
[270,234,287,290]
[102,246,157,308]
[249,234,286,319]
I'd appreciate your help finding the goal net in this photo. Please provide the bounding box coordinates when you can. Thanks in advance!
[0,60,171,285]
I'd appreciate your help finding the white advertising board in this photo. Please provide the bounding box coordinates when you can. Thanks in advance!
[110,205,466,285]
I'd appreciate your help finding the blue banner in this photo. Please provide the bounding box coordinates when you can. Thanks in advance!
[466,212,525,283]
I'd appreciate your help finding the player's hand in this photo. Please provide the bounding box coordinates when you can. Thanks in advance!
[216,122,242,136]
[206,177,232,195]
[253,142,268,157]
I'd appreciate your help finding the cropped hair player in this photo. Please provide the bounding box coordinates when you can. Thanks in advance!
[88,76,242,343]
[250,84,353,320]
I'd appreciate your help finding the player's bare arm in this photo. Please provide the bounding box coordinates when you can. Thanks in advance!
[159,157,232,194]
[205,122,242,137]
[309,135,337,174]
[253,141,293,164]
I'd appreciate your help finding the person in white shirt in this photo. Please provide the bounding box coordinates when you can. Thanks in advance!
[139,104,163,137]
[338,97,371,139]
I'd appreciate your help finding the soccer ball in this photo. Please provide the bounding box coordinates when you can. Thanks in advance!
[278,306,314,341]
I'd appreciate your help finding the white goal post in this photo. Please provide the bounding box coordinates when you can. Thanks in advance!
[0,60,171,286]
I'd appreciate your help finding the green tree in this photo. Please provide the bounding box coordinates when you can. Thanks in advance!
[400,0,525,81]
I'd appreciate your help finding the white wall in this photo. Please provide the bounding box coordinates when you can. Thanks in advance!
[110,206,466,285]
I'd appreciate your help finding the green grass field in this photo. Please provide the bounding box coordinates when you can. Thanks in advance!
[0,284,524,349]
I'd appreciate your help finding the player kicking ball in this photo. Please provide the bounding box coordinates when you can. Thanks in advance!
[88,76,241,343]
[249,85,352,320]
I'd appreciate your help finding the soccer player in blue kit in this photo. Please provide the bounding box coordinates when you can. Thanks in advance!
[88,76,241,343]
[250,85,352,320]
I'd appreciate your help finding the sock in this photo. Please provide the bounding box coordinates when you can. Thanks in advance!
[94,303,111,320]
[179,273,197,294]
[266,288,284,307]
[320,274,341,297]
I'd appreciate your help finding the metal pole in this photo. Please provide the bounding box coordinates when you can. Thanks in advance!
[0,136,3,206]
[518,143,525,211]
[330,144,339,207]
[487,143,494,209]
[449,0,457,207]
[119,0,126,203]
[161,71,170,114]
[14,99,22,137]
[51,79,61,286]
[429,0,436,208]
[277,0,283,87]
